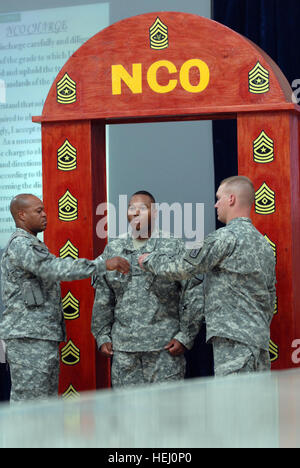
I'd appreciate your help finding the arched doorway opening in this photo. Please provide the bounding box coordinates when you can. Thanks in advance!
[33,12,300,397]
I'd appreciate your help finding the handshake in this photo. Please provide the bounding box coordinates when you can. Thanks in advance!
[106,254,150,274]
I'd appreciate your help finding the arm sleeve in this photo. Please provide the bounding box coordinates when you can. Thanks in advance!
[91,245,115,349]
[143,231,236,280]
[173,274,205,350]
[268,265,277,323]
[10,238,106,282]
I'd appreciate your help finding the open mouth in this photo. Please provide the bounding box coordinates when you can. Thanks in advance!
[131,218,141,227]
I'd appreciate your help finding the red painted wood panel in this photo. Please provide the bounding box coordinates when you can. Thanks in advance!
[237,111,300,370]
[41,121,109,396]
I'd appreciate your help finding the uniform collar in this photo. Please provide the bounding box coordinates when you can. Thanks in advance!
[122,229,160,254]
[226,217,252,226]
[15,227,36,239]
[14,227,43,243]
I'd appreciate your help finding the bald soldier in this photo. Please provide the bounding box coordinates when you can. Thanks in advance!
[139,176,276,376]
[0,194,129,402]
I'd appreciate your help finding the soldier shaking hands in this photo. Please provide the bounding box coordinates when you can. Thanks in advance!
[0,194,129,403]
[139,176,276,377]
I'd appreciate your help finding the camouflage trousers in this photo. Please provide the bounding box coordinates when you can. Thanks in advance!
[111,349,186,388]
[211,337,271,377]
[5,338,60,403]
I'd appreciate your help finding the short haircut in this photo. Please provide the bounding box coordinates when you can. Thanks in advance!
[131,190,156,204]
[220,176,255,206]
[10,194,36,222]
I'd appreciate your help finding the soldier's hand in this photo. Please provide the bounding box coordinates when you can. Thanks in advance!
[106,256,130,274]
[165,339,186,356]
[100,342,114,357]
[138,253,150,269]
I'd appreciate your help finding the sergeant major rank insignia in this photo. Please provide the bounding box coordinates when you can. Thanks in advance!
[248,62,270,94]
[57,140,77,171]
[255,182,275,215]
[58,190,78,222]
[253,131,274,164]
[149,17,169,50]
[56,73,77,104]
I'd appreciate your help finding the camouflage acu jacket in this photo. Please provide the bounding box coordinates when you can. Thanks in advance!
[91,232,204,352]
[0,228,105,341]
[143,218,276,351]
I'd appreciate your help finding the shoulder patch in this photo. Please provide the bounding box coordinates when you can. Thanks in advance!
[184,246,204,266]
[189,248,201,259]
[32,245,49,259]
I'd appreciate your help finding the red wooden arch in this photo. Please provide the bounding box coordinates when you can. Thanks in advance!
[33,12,300,397]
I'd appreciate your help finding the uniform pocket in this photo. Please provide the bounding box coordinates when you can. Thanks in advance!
[22,281,44,307]
[150,277,179,302]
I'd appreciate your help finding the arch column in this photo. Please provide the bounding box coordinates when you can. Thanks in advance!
[41,120,109,397]
[237,110,300,369]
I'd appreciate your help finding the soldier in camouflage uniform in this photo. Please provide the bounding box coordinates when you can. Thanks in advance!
[92,191,203,388]
[139,177,276,377]
[0,194,129,402]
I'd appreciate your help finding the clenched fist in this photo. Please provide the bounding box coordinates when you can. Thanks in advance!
[138,253,150,269]
[106,256,130,274]
[100,342,114,357]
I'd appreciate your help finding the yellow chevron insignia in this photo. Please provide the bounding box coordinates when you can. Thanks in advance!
[62,291,80,320]
[274,297,278,315]
[253,131,274,163]
[249,62,270,94]
[255,183,275,215]
[61,340,80,366]
[62,384,80,400]
[59,240,79,259]
[264,234,277,260]
[58,190,78,222]
[57,140,77,171]
[149,17,169,50]
[56,73,77,104]
[269,340,279,362]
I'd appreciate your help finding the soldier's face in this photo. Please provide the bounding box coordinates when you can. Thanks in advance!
[19,196,47,235]
[215,184,231,224]
[128,194,155,239]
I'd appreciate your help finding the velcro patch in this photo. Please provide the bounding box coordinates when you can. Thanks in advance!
[184,246,203,266]
[189,248,201,259]
[32,245,49,259]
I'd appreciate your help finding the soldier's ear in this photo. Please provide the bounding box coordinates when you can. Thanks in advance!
[18,210,26,222]
[228,194,236,207]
